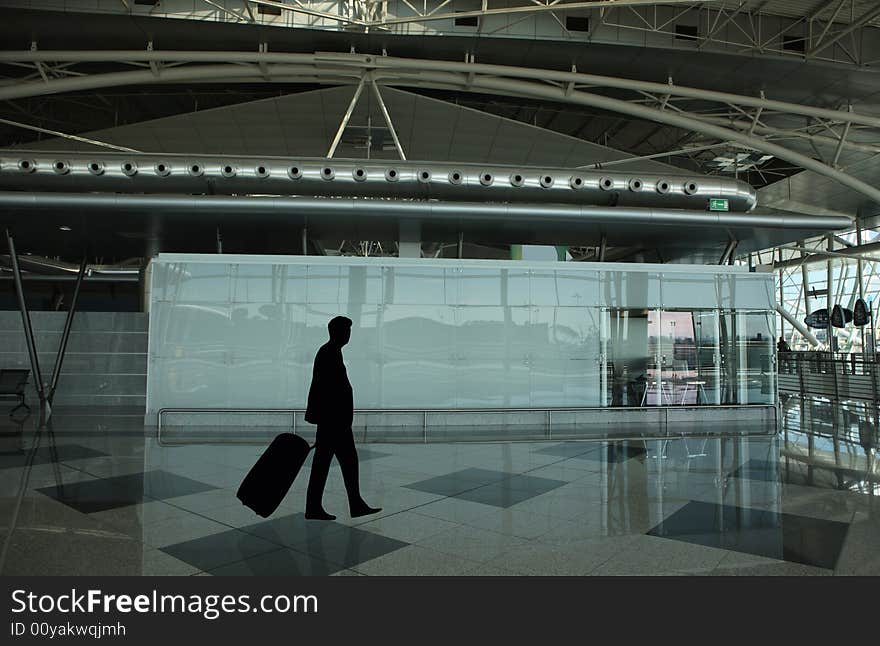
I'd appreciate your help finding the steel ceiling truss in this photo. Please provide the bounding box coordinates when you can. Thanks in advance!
[1,49,878,203]
[598,1,880,66]
[10,0,880,69]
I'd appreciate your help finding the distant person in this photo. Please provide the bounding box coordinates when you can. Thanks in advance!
[304,316,381,521]
[777,336,791,353]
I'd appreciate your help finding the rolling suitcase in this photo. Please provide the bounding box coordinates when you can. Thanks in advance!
[237,433,313,518]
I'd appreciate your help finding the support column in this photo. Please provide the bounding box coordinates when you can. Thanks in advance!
[327,76,365,159]
[302,226,309,256]
[777,247,785,341]
[826,234,834,352]
[800,240,811,323]
[719,239,737,265]
[5,229,47,412]
[47,256,87,404]
[139,239,159,313]
[398,221,421,258]
[138,261,153,314]
[856,216,867,356]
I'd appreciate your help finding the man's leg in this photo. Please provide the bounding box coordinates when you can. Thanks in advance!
[305,426,336,520]
[334,427,381,517]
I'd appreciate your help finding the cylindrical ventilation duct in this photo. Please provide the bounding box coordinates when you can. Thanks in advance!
[0,151,759,211]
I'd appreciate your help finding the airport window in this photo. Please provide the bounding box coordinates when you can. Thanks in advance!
[674,24,699,41]
[566,16,590,33]
[783,35,806,53]
[258,4,283,15]
[454,13,479,27]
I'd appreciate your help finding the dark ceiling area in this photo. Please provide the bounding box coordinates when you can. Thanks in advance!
[0,6,874,261]
[3,7,880,191]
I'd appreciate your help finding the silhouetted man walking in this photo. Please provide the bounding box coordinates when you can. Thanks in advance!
[304,316,381,521]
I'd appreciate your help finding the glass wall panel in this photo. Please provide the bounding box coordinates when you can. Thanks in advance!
[719,310,775,404]
[693,310,722,405]
[503,268,530,307]
[158,263,230,303]
[530,270,600,307]
[151,301,231,360]
[717,274,773,310]
[561,308,602,406]
[658,310,692,406]
[232,264,278,303]
[719,311,740,405]
[663,273,718,309]
[601,271,662,309]
[457,268,503,306]
[282,265,307,303]
[306,265,345,304]
[738,311,776,405]
[655,310,722,406]
[148,256,777,417]
[385,266,453,305]
[381,304,456,408]
[456,306,507,407]
[604,308,652,407]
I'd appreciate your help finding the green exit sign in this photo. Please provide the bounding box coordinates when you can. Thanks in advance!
[709,198,729,212]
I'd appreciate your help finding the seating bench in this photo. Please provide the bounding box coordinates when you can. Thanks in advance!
[0,369,30,416]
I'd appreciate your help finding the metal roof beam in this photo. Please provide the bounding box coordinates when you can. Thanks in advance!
[807,4,880,57]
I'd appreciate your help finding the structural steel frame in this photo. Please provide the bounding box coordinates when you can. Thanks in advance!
[0,49,878,204]
[11,1,880,68]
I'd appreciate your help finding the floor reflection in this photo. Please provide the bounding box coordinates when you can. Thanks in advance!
[0,396,878,575]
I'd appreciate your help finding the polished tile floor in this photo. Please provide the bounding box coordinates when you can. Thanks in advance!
[1,396,878,576]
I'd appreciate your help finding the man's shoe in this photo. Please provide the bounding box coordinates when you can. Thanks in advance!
[305,509,336,521]
[350,505,382,518]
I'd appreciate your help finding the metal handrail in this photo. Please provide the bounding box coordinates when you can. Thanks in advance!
[155,403,778,445]
[778,352,879,402]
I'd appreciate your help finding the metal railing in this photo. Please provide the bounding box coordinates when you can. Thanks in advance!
[155,404,778,445]
[778,351,880,402]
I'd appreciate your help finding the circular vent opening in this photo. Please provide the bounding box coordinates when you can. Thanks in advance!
[480,173,493,186]
[385,169,399,181]
[88,162,104,175]
[600,177,614,191]
[418,170,432,182]
[222,165,236,177]
[629,179,643,192]
[53,161,69,174]
[256,165,269,177]
[288,166,302,179]
[449,171,463,184]
[322,167,335,180]
[18,160,34,172]
[540,175,554,188]
[353,168,366,181]
[122,162,137,176]
[657,181,670,194]
[684,181,699,195]
[510,174,524,187]
[189,164,203,176]
[155,163,170,176]
[570,176,584,189]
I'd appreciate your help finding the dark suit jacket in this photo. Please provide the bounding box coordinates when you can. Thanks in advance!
[304,342,354,428]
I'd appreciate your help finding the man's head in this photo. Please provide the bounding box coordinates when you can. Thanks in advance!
[328,316,352,347]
